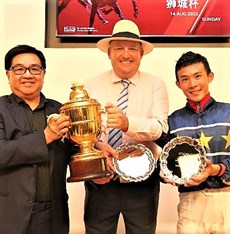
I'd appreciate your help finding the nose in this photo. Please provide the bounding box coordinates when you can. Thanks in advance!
[189,78,198,87]
[23,68,33,76]
[122,48,130,58]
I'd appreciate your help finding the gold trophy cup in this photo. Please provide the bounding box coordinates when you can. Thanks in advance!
[60,82,111,182]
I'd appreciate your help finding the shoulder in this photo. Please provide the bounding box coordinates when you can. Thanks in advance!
[215,101,230,108]
[0,95,9,101]
[139,71,163,80]
[0,94,14,105]
[169,107,187,118]
[47,98,62,105]
[46,98,62,109]
[139,71,166,85]
[214,101,230,113]
[209,98,230,112]
[41,93,62,107]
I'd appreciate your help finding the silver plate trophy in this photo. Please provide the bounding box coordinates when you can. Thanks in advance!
[113,142,156,182]
[160,136,206,185]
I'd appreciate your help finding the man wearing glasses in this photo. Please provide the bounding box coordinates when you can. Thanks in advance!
[0,44,73,234]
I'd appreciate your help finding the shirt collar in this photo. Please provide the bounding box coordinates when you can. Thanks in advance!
[187,93,211,112]
[13,93,48,109]
[110,70,139,85]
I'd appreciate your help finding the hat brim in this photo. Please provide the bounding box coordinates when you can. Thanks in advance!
[96,37,154,55]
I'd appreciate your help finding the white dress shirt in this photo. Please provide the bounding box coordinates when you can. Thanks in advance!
[84,69,169,156]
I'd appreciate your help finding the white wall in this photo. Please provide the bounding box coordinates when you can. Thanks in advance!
[0,1,230,233]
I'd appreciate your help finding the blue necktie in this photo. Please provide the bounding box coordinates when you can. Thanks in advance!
[108,80,131,149]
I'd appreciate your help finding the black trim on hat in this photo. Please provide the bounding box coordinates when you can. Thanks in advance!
[112,32,140,39]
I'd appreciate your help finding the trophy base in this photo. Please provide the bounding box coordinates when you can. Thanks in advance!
[67,156,111,182]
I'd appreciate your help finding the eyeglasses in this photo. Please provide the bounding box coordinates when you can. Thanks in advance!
[9,65,44,75]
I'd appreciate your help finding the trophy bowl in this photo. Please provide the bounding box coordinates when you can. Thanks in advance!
[113,142,156,182]
[60,82,111,182]
[160,136,206,185]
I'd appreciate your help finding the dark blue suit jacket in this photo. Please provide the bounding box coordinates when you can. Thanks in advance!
[0,93,72,234]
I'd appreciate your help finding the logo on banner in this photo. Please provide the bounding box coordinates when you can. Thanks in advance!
[64,26,76,32]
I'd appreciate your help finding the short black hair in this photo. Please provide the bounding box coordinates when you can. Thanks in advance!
[5,44,46,70]
[175,51,211,81]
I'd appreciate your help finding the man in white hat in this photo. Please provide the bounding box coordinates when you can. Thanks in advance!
[84,19,169,234]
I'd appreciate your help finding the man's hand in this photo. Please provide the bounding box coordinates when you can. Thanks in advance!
[44,114,70,144]
[92,141,118,184]
[91,174,114,184]
[184,158,220,187]
[105,102,129,132]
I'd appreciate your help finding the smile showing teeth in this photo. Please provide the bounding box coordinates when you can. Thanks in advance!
[22,82,34,86]
[121,61,131,64]
[190,90,200,94]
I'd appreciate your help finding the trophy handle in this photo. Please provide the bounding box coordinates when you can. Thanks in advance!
[100,106,108,135]
[100,106,106,114]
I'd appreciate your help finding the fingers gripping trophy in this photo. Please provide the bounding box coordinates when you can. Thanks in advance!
[59,82,111,182]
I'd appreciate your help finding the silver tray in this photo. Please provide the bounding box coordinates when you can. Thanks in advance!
[113,142,156,182]
[160,136,206,185]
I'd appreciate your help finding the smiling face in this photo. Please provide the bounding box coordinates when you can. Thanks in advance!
[176,62,214,102]
[108,40,143,79]
[6,53,45,102]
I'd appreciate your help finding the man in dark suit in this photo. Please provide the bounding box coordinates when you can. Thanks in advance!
[0,44,73,234]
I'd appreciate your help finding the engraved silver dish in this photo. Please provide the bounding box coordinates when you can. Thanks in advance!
[113,142,156,182]
[160,136,206,185]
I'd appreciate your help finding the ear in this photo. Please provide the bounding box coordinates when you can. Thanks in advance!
[42,70,46,82]
[176,80,181,89]
[208,72,214,83]
[6,71,10,80]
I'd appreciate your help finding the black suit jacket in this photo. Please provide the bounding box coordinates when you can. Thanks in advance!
[0,93,72,234]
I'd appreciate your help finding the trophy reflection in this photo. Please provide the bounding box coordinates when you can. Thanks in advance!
[60,82,111,182]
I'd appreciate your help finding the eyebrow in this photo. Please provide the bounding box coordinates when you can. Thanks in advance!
[12,63,41,67]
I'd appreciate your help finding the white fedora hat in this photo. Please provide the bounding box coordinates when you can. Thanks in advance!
[97,20,154,55]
